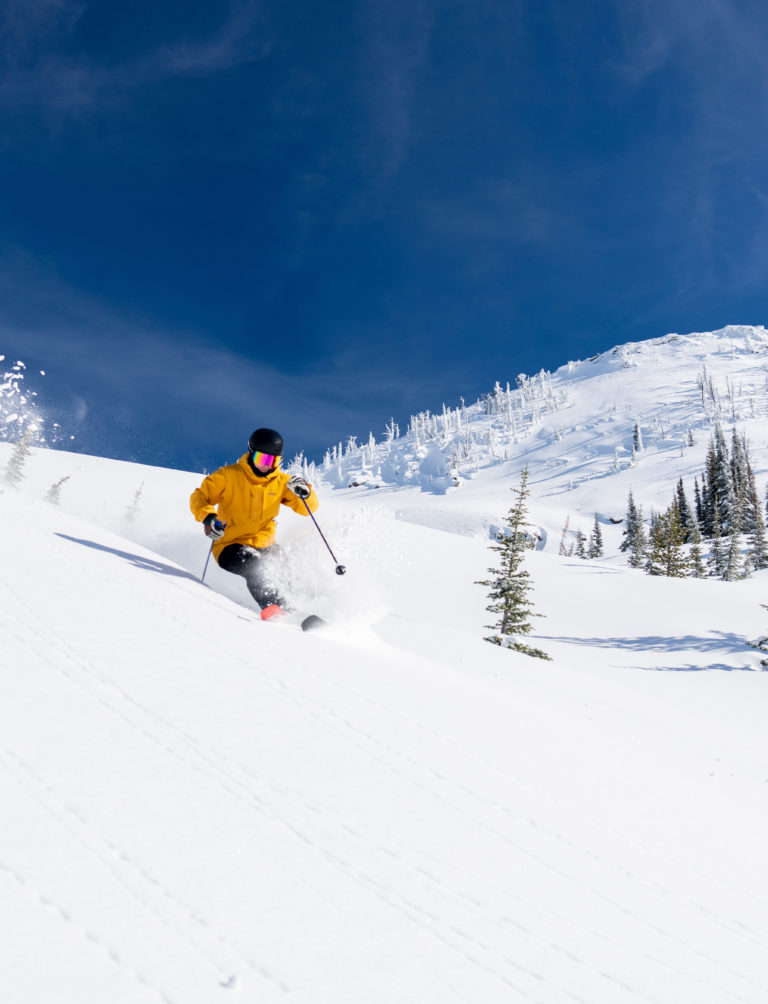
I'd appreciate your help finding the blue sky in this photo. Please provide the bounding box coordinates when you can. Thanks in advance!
[3,0,768,472]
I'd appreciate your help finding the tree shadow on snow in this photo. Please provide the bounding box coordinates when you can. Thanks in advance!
[539,631,758,671]
[56,534,199,583]
[642,663,757,673]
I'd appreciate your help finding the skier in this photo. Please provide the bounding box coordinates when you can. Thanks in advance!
[190,428,317,620]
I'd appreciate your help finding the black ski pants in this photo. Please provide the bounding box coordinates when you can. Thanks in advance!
[217,543,284,610]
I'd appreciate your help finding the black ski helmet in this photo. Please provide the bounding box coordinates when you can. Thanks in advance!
[248,427,284,456]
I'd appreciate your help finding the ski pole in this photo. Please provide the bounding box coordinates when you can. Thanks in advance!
[201,542,214,583]
[301,498,346,575]
[201,519,227,582]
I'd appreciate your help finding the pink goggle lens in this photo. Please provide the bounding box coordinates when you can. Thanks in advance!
[253,451,280,468]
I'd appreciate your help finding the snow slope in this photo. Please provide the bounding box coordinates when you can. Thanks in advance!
[3,327,768,1003]
[314,324,768,545]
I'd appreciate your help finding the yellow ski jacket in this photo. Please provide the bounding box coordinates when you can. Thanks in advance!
[190,454,318,561]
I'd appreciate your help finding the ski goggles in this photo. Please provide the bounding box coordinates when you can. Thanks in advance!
[252,450,281,468]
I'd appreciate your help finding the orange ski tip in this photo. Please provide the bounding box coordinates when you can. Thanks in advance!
[261,604,287,621]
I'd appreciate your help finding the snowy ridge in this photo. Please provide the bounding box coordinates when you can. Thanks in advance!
[2,327,768,1003]
[307,324,768,507]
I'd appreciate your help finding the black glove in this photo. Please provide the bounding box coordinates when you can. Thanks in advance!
[287,475,311,499]
[203,514,226,539]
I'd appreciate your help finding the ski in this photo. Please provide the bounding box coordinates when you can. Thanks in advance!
[300,615,326,632]
[259,608,327,631]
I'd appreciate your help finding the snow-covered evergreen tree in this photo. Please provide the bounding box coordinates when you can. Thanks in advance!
[619,490,650,568]
[742,461,764,540]
[713,424,736,532]
[627,504,648,569]
[707,500,727,578]
[730,427,749,523]
[721,498,743,582]
[558,516,571,556]
[699,425,737,536]
[688,517,707,578]
[575,529,587,559]
[746,468,768,570]
[646,505,688,578]
[587,513,604,558]
[3,431,33,488]
[675,478,693,543]
[619,490,639,554]
[741,551,753,580]
[694,477,704,527]
[701,442,715,536]
[633,422,643,452]
[476,467,550,660]
[125,483,144,522]
[44,475,70,506]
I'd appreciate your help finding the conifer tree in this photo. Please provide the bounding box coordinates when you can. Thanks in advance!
[700,425,739,536]
[714,424,735,531]
[633,421,643,452]
[44,475,70,506]
[730,427,749,522]
[619,490,638,553]
[707,500,727,578]
[742,551,753,580]
[558,516,571,556]
[722,527,743,581]
[3,430,32,488]
[722,497,743,582]
[675,478,693,543]
[694,478,704,527]
[646,505,688,577]
[575,529,587,559]
[476,468,551,659]
[688,516,707,578]
[587,513,604,558]
[628,504,648,569]
[125,482,144,521]
[669,492,681,534]
[742,461,762,538]
[746,466,768,570]
[700,438,717,535]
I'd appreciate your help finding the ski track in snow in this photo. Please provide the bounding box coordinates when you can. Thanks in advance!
[4,555,766,1003]
[0,577,291,1000]
[0,859,177,1004]
[0,745,288,996]
[90,562,768,1001]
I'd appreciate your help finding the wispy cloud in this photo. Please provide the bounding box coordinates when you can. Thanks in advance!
[610,0,768,88]
[0,251,427,467]
[0,0,82,55]
[355,0,434,183]
[0,0,272,116]
[134,0,272,79]
[418,176,578,267]
[599,0,768,296]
